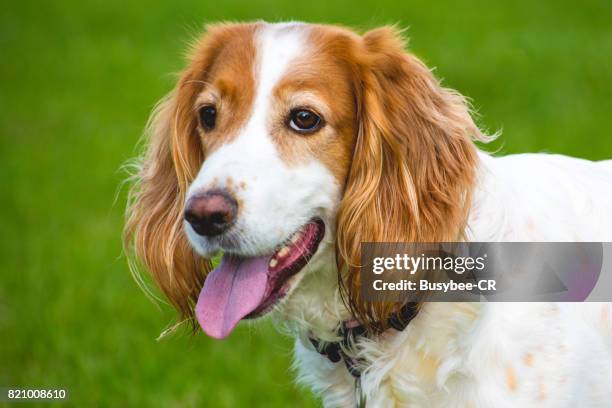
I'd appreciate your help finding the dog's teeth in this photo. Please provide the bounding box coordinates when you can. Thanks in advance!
[277,246,289,258]
[290,232,301,243]
[269,258,278,268]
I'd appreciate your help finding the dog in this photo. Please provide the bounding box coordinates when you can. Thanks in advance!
[125,22,612,407]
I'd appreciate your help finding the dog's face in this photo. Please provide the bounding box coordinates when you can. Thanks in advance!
[126,22,484,337]
[184,24,358,337]
[185,23,355,258]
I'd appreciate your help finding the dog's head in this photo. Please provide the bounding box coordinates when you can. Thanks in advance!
[125,22,484,338]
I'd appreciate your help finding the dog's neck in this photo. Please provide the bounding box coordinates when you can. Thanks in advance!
[280,152,501,340]
[278,243,351,341]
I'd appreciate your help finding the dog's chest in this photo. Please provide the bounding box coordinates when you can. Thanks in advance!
[295,303,612,407]
[295,303,484,406]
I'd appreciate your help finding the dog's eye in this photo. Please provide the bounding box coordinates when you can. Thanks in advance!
[198,105,217,131]
[288,109,322,134]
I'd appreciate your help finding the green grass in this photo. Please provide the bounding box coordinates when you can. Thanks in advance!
[1,0,611,406]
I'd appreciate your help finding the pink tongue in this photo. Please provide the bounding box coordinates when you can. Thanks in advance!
[195,254,270,339]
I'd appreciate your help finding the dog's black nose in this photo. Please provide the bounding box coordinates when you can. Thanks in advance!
[184,189,238,237]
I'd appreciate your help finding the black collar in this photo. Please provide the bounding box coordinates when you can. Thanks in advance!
[308,302,419,377]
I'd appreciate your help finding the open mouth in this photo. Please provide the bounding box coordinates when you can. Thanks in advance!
[195,218,325,339]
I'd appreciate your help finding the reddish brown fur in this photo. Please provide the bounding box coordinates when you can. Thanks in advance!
[335,27,486,330]
[269,26,361,184]
[194,25,259,154]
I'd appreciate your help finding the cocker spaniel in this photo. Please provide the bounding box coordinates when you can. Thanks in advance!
[125,22,612,407]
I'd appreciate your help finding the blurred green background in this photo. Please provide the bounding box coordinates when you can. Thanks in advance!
[1,0,611,406]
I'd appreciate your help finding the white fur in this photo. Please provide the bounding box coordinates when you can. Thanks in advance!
[184,22,612,407]
[291,154,612,407]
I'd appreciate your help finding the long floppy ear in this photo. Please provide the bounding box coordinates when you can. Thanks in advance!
[123,25,239,329]
[336,27,488,329]
[124,88,209,329]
